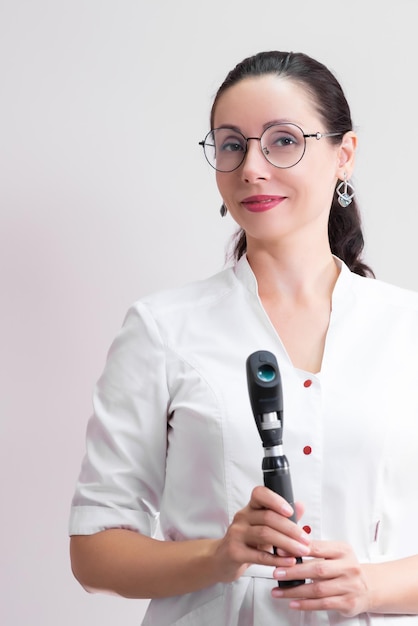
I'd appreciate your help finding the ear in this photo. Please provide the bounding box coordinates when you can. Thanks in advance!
[336,131,357,179]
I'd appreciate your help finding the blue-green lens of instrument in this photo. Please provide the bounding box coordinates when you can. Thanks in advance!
[257,364,276,382]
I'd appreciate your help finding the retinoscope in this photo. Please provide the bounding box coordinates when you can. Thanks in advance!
[246,350,305,588]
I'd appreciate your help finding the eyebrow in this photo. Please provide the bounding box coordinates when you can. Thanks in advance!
[215,119,299,132]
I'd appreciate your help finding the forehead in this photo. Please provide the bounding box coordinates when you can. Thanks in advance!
[213,75,320,130]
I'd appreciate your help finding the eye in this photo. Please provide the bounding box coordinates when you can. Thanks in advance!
[275,135,296,147]
[213,129,246,153]
[219,136,245,153]
[270,131,298,148]
[264,125,303,152]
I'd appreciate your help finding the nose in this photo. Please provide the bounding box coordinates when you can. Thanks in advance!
[240,138,270,183]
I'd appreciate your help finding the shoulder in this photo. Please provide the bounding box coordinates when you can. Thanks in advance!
[349,271,418,313]
[333,261,418,341]
[129,264,238,321]
[106,265,240,358]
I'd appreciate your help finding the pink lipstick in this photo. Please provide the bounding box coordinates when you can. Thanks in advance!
[241,195,285,213]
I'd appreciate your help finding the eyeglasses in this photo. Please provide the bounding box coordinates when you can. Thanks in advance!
[199,123,344,172]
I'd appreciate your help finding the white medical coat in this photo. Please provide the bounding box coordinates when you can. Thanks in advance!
[69,255,418,625]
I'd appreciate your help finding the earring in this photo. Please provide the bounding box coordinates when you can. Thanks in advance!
[336,173,355,207]
[220,203,228,217]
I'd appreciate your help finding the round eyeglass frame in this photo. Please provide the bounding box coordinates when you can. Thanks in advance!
[199,123,345,172]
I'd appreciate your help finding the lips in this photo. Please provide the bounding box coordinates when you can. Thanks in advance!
[241,195,285,213]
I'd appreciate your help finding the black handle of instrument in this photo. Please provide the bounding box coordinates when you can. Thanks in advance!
[263,459,305,588]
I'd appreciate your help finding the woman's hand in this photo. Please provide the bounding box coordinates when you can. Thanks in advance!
[272,540,371,617]
[212,485,310,583]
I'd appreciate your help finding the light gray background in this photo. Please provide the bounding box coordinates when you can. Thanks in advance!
[1,1,417,624]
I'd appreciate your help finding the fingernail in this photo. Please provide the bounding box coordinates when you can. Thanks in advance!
[281,502,294,516]
[297,543,310,555]
[274,569,286,579]
[300,530,311,544]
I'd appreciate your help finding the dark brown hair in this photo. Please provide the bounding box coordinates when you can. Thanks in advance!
[211,51,374,278]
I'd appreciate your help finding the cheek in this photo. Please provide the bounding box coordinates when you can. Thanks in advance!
[216,172,234,201]
[215,172,223,192]
[215,171,224,193]
[292,159,336,197]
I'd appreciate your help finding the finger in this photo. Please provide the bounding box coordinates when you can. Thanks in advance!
[250,548,304,570]
[273,559,362,598]
[272,577,343,601]
[250,485,296,517]
[308,541,352,560]
[293,501,305,522]
[257,550,298,567]
[248,508,310,545]
[244,506,311,547]
[274,587,361,617]
[246,525,311,559]
[286,595,347,613]
[273,558,334,585]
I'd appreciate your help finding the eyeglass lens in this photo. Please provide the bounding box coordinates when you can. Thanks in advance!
[203,124,307,172]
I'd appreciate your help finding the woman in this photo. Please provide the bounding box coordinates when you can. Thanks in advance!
[69,51,418,625]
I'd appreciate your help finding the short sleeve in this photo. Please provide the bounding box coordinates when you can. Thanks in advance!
[69,301,169,537]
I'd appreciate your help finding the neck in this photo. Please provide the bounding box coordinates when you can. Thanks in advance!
[245,237,339,302]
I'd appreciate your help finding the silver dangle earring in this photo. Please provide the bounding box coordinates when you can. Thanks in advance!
[220,203,228,217]
[336,173,355,207]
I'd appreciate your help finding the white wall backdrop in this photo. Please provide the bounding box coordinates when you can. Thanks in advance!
[1,1,418,624]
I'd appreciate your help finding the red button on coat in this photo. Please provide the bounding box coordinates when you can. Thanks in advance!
[303,379,312,388]
[303,446,312,455]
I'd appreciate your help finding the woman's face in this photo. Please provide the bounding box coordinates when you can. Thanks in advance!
[213,75,354,250]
